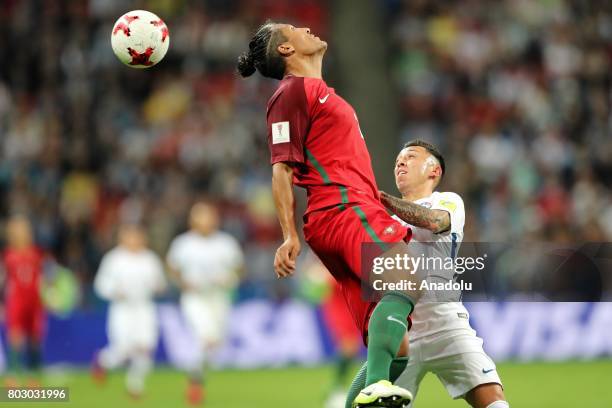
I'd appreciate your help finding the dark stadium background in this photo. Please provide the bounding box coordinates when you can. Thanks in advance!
[0,1,610,407]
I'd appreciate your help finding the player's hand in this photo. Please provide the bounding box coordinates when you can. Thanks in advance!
[274,236,301,278]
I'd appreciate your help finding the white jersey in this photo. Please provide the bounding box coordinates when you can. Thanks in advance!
[394,193,503,402]
[94,247,166,305]
[393,191,470,341]
[166,230,243,293]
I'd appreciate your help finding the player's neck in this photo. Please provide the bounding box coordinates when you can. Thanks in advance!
[192,229,214,237]
[401,186,433,202]
[285,55,323,79]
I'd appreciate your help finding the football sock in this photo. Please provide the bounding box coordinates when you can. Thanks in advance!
[26,342,42,371]
[188,350,206,383]
[365,292,413,386]
[345,363,366,408]
[334,354,352,387]
[189,362,204,384]
[7,345,23,374]
[126,354,152,395]
[389,358,409,383]
[345,357,409,408]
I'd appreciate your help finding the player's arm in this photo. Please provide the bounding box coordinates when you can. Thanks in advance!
[272,162,301,278]
[165,239,197,291]
[379,191,450,234]
[267,79,311,278]
[94,255,121,301]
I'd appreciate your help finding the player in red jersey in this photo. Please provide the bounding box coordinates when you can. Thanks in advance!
[1,215,45,383]
[237,22,423,407]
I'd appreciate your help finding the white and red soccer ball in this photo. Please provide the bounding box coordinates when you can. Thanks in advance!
[111,10,169,68]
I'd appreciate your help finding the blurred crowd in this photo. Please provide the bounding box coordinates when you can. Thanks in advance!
[386,0,612,242]
[0,0,611,308]
[0,0,327,307]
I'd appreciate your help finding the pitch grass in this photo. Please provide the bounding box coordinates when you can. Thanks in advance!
[6,360,611,408]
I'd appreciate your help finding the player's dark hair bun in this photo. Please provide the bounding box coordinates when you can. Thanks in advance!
[237,52,256,77]
[237,21,286,80]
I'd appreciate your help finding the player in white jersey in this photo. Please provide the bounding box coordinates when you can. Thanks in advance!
[92,224,166,398]
[166,201,244,405]
[377,140,508,408]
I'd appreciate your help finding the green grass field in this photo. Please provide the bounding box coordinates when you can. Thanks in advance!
[5,360,612,408]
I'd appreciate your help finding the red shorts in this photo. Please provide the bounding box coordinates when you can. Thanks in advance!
[5,296,45,341]
[304,201,411,345]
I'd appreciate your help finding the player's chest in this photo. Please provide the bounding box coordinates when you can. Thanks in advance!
[311,92,357,124]
[181,242,230,268]
[307,95,367,149]
[114,256,154,278]
[6,254,42,275]
[406,223,435,243]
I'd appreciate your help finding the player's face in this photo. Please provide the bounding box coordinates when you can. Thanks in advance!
[119,226,146,251]
[190,203,219,236]
[6,218,33,248]
[277,24,327,57]
[394,146,438,193]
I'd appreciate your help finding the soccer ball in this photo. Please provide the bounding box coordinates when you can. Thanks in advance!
[111,10,169,68]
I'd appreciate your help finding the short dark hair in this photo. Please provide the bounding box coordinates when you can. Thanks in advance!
[237,21,287,80]
[403,139,445,176]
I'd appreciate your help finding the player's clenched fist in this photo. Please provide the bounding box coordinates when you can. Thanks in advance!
[274,236,301,278]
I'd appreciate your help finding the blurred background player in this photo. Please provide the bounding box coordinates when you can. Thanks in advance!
[380,141,507,408]
[92,224,166,399]
[301,257,362,408]
[1,215,46,386]
[166,201,244,405]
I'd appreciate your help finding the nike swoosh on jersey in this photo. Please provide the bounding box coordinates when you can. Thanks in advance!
[319,94,330,103]
[482,368,496,374]
[387,315,408,330]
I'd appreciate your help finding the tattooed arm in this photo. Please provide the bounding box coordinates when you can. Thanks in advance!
[380,191,450,234]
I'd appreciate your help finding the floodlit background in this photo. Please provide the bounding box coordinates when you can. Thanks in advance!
[0,0,611,407]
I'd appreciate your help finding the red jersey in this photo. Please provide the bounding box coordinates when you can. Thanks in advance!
[267,75,380,214]
[2,246,44,300]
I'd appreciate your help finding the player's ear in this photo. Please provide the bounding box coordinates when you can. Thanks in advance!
[430,164,442,181]
[277,43,295,57]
